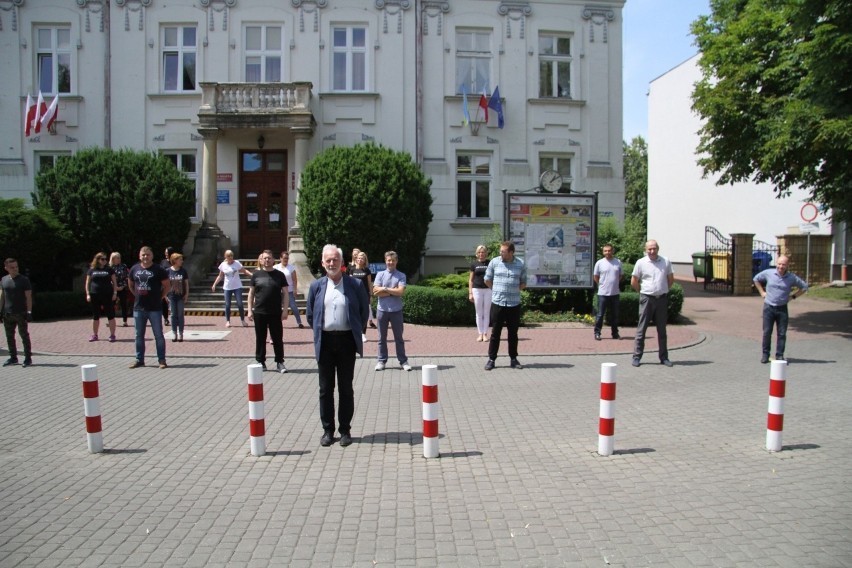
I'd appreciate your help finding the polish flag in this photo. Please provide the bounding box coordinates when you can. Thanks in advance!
[24,93,36,137]
[478,91,489,124]
[33,92,47,134]
[40,95,59,132]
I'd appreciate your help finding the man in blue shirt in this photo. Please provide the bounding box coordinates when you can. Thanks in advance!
[753,255,808,364]
[484,241,527,370]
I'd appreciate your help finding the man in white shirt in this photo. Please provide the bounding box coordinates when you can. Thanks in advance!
[593,243,622,341]
[273,250,305,328]
[631,240,674,367]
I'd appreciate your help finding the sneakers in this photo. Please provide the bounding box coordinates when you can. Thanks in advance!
[89,334,98,342]
[594,334,601,341]
[3,358,18,367]
[158,360,168,369]
[129,360,145,369]
[661,359,673,367]
[375,362,386,371]
[225,321,231,327]
[257,361,267,371]
[362,333,367,343]
[484,359,495,371]
[402,362,412,372]
[109,335,116,343]
[241,320,248,327]
[276,362,288,374]
[21,358,32,368]
[632,357,641,367]
[510,358,523,369]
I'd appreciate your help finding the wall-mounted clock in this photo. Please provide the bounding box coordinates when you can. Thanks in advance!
[539,170,563,193]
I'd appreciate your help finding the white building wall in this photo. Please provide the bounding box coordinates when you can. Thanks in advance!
[648,55,831,266]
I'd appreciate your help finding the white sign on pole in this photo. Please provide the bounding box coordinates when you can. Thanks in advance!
[799,222,819,234]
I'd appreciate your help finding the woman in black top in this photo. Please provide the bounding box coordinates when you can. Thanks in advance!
[468,245,492,342]
[348,251,374,340]
[85,252,118,342]
[109,252,131,326]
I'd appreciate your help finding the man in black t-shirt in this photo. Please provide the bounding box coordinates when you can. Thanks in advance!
[1,258,34,367]
[248,250,289,372]
[128,246,170,369]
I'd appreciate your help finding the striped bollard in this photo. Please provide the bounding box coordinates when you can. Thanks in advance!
[598,363,617,456]
[422,364,439,458]
[766,360,787,452]
[81,364,103,454]
[248,364,265,456]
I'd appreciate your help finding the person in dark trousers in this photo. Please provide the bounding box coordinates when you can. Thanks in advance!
[593,243,623,341]
[161,246,174,325]
[128,246,170,369]
[1,258,34,368]
[484,241,527,371]
[247,250,289,373]
[753,255,808,363]
[306,245,369,448]
[631,240,674,368]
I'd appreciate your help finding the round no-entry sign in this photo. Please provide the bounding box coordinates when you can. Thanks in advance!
[800,203,818,223]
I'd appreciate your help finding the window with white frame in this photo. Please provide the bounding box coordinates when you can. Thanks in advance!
[457,154,491,219]
[36,152,71,172]
[36,27,73,94]
[539,155,573,193]
[162,151,199,219]
[539,34,572,98]
[162,26,197,92]
[332,26,367,91]
[245,25,283,82]
[456,29,491,95]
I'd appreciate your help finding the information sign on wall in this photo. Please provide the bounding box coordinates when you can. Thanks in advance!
[504,192,597,289]
[216,189,230,204]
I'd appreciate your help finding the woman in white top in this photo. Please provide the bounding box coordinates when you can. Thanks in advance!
[211,250,253,327]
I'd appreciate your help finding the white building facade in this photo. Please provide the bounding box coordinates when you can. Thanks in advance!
[647,55,836,270]
[3,0,625,275]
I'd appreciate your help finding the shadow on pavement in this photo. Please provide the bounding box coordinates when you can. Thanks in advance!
[102,448,147,455]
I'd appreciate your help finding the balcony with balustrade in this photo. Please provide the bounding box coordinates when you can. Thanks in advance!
[198,81,316,133]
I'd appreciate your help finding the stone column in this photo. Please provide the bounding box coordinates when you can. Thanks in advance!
[731,233,755,295]
[290,130,311,233]
[198,127,220,229]
[288,130,314,295]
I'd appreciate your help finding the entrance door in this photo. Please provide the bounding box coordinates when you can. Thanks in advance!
[239,150,288,257]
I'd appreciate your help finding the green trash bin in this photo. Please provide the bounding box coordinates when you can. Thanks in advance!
[692,252,708,282]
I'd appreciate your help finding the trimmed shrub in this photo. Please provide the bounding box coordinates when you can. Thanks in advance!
[419,273,468,290]
[403,285,474,326]
[592,283,684,327]
[31,291,89,320]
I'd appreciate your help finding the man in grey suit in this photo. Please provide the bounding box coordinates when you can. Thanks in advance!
[306,244,370,448]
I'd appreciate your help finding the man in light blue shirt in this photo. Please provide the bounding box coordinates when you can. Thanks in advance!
[753,255,808,364]
[484,241,527,371]
[593,243,623,341]
[373,251,411,372]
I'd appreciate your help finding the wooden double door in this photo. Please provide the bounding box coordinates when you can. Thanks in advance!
[239,150,288,258]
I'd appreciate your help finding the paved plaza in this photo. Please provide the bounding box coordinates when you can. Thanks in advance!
[1,284,851,567]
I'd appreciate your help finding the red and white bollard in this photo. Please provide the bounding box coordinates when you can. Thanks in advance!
[81,364,103,454]
[766,360,787,452]
[248,364,265,456]
[422,364,439,458]
[598,363,617,456]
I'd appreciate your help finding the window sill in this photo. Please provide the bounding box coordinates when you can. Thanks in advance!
[149,91,201,99]
[450,219,499,228]
[528,97,586,107]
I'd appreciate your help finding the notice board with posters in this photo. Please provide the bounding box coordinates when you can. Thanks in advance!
[504,192,597,289]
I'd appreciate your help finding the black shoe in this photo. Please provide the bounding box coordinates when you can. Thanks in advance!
[612,332,620,340]
[484,359,495,371]
[510,358,523,369]
[594,334,601,341]
[632,357,641,367]
[298,323,305,329]
[320,432,334,447]
[661,359,673,367]
[760,356,769,364]
[339,433,352,447]
[2,358,18,367]
[21,358,32,368]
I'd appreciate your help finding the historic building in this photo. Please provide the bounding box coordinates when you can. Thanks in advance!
[2,0,625,275]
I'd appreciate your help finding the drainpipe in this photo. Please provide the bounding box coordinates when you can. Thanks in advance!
[415,0,422,165]
[103,0,110,148]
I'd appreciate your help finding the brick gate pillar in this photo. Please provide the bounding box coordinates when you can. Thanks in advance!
[731,233,755,295]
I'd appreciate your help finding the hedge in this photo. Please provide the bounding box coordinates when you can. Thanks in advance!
[592,283,684,327]
[31,291,90,321]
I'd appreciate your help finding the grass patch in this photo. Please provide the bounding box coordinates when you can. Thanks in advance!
[807,284,852,304]
[523,310,595,325]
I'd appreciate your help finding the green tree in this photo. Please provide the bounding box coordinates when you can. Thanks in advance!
[0,198,77,290]
[691,0,852,223]
[297,144,433,276]
[623,136,648,227]
[33,147,196,261]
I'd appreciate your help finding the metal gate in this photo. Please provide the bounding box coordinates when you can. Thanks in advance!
[704,226,733,293]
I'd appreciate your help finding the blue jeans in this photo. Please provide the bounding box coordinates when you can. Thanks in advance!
[134,309,166,363]
[287,290,303,325]
[594,295,620,336]
[377,310,407,364]
[762,304,789,359]
[224,288,245,322]
[169,296,185,335]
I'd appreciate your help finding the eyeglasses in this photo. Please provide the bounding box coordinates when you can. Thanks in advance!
[97,257,106,261]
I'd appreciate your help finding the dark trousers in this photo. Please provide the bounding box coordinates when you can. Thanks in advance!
[115,289,131,323]
[3,313,32,360]
[488,304,521,360]
[253,312,283,364]
[318,331,356,435]
[594,295,620,336]
[634,293,668,361]
[762,304,789,359]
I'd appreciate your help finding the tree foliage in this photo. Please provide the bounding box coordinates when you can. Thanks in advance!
[691,0,852,222]
[0,198,77,290]
[297,144,433,276]
[33,147,196,263]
